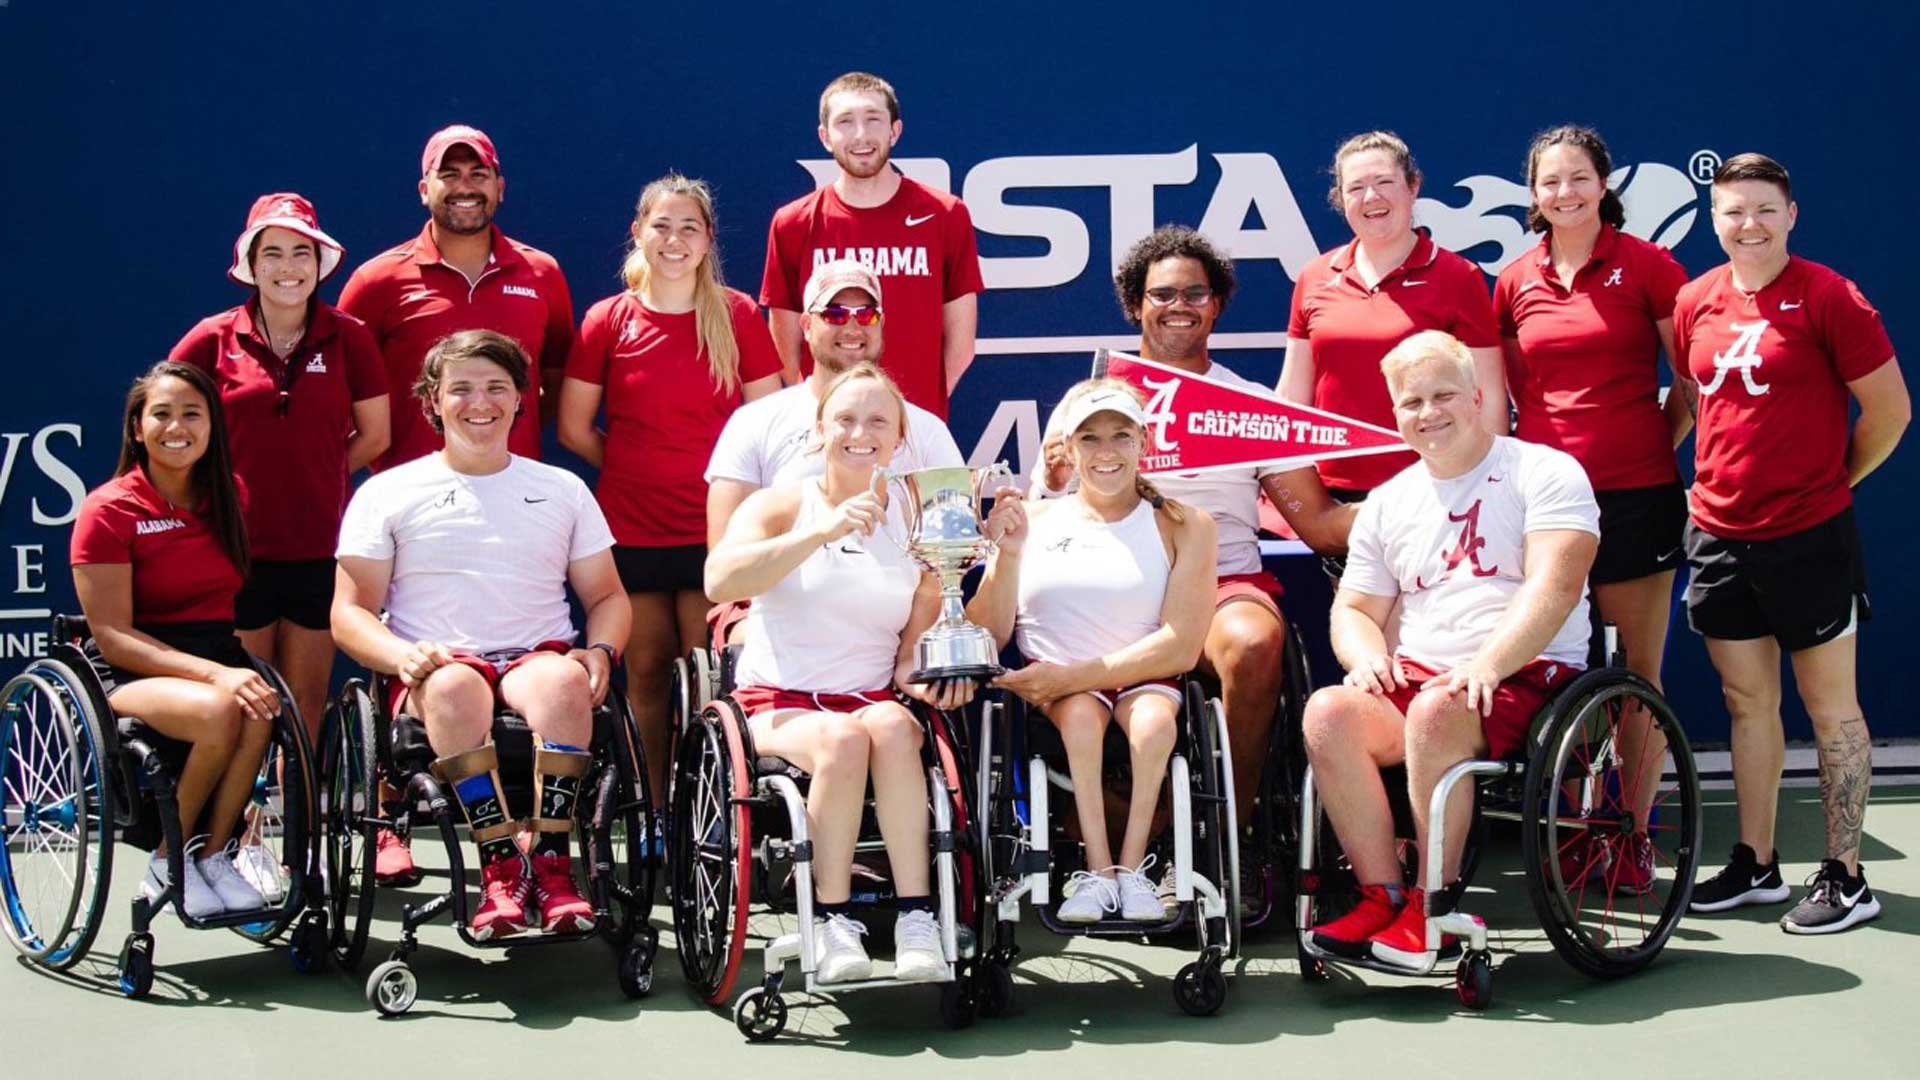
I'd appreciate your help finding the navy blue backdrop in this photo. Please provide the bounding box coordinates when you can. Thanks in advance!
[2,1,1912,742]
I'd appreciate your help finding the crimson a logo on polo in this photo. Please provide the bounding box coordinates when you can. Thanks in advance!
[800,147,1699,289]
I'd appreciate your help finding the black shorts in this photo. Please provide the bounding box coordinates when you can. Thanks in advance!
[1684,507,1870,652]
[83,621,253,697]
[234,558,335,631]
[612,543,707,594]
[1591,482,1686,585]
[1320,487,1371,582]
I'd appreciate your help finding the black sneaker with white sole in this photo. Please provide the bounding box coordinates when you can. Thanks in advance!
[1689,842,1791,913]
[1781,860,1881,935]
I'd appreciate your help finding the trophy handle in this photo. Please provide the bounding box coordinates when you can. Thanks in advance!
[974,461,1015,500]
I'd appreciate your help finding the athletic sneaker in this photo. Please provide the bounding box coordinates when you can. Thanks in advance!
[471,857,531,940]
[374,827,420,886]
[1781,860,1882,935]
[1367,888,1455,971]
[142,849,223,920]
[1560,832,1655,896]
[529,852,595,933]
[1689,843,1790,913]
[814,914,873,984]
[1116,858,1169,922]
[198,850,268,912]
[1056,870,1120,924]
[891,909,946,982]
[232,842,289,903]
[1309,884,1400,959]
[1611,832,1655,896]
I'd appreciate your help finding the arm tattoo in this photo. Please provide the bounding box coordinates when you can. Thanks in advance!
[1816,716,1871,866]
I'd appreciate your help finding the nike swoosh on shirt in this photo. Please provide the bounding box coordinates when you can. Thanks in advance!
[1779,300,1803,310]
[1402,279,1428,286]
[523,497,549,504]
[905,213,935,227]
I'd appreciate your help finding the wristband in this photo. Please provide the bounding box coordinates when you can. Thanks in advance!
[589,642,621,666]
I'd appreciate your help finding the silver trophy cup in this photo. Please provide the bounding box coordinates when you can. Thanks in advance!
[889,462,1014,684]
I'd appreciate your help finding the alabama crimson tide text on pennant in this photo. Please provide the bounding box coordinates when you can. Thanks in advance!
[1092,350,1407,476]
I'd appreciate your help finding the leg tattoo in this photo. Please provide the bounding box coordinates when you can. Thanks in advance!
[1816,717,1870,867]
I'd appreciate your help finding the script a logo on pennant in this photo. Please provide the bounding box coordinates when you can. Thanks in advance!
[1091,349,1406,476]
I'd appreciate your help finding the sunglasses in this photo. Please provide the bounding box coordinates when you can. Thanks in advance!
[1145,285,1215,307]
[818,304,881,326]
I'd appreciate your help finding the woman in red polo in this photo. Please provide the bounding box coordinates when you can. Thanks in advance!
[1278,131,1503,574]
[168,194,389,744]
[559,174,781,812]
[72,362,282,920]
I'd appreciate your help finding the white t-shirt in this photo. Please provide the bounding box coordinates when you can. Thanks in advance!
[1036,362,1280,576]
[1342,437,1599,671]
[336,454,616,654]
[705,382,965,490]
[733,480,920,693]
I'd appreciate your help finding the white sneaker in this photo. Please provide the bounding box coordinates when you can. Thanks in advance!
[143,850,224,920]
[814,914,873,984]
[1056,870,1119,924]
[233,843,288,903]
[892,909,946,982]
[1116,857,1169,922]
[198,849,268,912]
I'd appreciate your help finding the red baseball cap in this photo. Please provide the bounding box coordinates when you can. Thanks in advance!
[420,124,501,177]
[228,193,345,286]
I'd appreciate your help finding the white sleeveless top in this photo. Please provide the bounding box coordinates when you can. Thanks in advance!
[1014,498,1170,665]
[733,479,920,693]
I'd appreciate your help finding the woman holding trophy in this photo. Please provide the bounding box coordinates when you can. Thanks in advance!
[704,363,988,985]
[968,379,1217,924]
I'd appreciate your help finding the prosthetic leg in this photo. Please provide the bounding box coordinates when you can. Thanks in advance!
[434,743,530,940]
[530,736,594,933]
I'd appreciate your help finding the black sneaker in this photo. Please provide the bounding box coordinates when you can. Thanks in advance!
[1689,843,1791,913]
[1781,860,1881,935]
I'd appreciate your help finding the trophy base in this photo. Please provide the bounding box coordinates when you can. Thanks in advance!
[907,662,1005,685]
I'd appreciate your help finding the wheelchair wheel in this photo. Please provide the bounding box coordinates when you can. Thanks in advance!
[1521,670,1701,979]
[1185,682,1239,959]
[0,661,114,970]
[231,670,318,946]
[321,682,378,970]
[588,691,656,948]
[671,700,752,1005]
[1254,623,1314,908]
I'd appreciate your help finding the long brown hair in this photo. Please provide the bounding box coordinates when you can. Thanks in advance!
[619,174,743,394]
[116,361,249,576]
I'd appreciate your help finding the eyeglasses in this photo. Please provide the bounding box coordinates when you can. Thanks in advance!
[1144,285,1214,307]
[818,304,881,326]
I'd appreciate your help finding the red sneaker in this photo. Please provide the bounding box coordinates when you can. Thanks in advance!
[471,857,531,941]
[1609,832,1655,896]
[1367,888,1454,971]
[1556,831,1603,887]
[531,852,595,934]
[374,827,421,886]
[1309,884,1401,958]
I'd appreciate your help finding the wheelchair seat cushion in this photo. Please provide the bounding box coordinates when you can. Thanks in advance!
[1382,656,1579,761]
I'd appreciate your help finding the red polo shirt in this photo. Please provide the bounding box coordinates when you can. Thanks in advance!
[1495,226,1689,491]
[565,288,782,546]
[1287,231,1500,491]
[70,469,244,624]
[168,301,386,560]
[1674,257,1894,540]
[337,222,574,469]
[760,176,983,418]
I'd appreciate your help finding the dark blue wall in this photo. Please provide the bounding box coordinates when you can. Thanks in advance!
[2,1,1912,742]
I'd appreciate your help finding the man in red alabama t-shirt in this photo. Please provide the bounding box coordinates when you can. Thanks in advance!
[760,71,983,419]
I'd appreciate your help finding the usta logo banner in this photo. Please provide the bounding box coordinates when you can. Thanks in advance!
[1092,350,1406,475]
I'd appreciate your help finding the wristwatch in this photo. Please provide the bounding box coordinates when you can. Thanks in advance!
[589,642,621,666]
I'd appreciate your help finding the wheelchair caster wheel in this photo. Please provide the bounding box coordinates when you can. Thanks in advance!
[366,959,418,1017]
[289,912,328,974]
[618,940,654,999]
[1455,951,1493,1011]
[1173,960,1227,1017]
[118,933,155,999]
[976,960,1015,1018]
[938,978,977,1030]
[733,988,787,1042]
[1296,938,1329,983]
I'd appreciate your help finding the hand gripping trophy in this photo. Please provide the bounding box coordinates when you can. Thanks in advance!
[887,463,1015,684]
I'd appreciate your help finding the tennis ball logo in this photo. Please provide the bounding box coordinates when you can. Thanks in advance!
[1417,162,1701,275]
[1609,162,1698,250]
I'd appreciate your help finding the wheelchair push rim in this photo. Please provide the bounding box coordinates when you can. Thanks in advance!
[585,690,656,948]
[670,703,751,1004]
[322,682,378,969]
[0,664,113,969]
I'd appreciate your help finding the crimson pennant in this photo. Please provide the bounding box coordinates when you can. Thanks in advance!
[1092,350,1407,475]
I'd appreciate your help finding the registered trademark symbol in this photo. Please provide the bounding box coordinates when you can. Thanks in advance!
[1689,150,1722,184]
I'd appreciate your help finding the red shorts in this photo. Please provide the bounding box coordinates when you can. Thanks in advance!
[1215,571,1284,617]
[1383,657,1578,760]
[732,686,897,717]
[386,640,575,717]
[706,599,752,652]
[1087,679,1183,711]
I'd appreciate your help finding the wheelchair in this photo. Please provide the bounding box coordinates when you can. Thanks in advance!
[669,678,984,1041]
[0,615,326,997]
[1292,650,1703,1009]
[975,673,1240,1017]
[322,665,659,1016]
